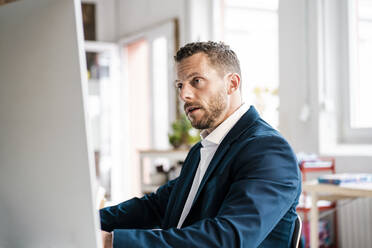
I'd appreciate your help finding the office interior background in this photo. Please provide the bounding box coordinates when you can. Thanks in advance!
[1,0,372,247]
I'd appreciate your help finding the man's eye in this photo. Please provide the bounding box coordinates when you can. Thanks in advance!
[193,78,201,84]
[176,83,183,89]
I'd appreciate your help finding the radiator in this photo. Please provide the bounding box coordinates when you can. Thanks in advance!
[338,198,372,248]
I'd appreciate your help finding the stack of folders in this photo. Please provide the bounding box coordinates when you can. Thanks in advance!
[318,173,372,185]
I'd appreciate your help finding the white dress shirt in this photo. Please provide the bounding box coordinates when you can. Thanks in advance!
[177,103,250,228]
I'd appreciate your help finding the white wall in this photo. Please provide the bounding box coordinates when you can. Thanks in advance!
[96,0,116,41]
[279,0,320,153]
[115,0,187,44]
[115,0,214,45]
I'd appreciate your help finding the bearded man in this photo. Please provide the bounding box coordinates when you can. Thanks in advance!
[100,41,301,248]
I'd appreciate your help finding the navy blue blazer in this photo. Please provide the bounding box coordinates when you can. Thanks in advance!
[100,106,301,247]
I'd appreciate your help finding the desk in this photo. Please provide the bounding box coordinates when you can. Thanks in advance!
[302,181,372,248]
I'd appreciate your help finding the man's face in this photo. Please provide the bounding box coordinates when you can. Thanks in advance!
[175,53,229,130]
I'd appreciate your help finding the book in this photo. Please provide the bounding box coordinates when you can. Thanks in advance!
[318,173,372,185]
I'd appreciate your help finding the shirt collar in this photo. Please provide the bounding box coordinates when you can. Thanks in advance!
[200,103,250,146]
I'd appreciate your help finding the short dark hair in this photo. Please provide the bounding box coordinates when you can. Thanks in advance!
[175,41,241,78]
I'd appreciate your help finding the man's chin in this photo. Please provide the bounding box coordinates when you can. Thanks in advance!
[190,120,210,130]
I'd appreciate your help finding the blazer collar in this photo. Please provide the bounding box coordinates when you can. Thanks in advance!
[218,105,260,147]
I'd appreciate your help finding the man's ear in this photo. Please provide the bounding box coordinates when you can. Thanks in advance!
[227,73,241,95]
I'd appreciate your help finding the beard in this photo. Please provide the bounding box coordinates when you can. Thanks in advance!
[185,90,228,130]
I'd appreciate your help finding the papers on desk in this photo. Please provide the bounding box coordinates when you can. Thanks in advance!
[318,173,372,185]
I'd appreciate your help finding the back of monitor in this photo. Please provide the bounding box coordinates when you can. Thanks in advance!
[0,0,101,247]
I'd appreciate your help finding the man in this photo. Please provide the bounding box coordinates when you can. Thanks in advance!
[100,41,301,247]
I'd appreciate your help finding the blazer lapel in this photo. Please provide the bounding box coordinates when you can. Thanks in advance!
[165,143,201,228]
[190,106,260,208]
[190,143,230,208]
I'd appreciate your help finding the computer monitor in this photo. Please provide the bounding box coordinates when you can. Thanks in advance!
[0,0,101,247]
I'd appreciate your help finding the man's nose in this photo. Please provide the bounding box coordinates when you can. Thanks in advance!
[179,83,194,102]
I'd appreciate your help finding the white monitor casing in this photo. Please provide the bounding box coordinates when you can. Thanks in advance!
[0,0,101,247]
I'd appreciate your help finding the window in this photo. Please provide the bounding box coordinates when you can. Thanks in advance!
[222,0,279,128]
[342,0,372,143]
[350,0,372,128]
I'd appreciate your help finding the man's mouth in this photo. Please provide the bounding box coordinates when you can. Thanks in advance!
[186,106,201,115]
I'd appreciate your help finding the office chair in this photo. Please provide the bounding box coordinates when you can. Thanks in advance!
[291,214,302,248]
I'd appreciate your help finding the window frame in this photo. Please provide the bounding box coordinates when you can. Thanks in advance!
[339,0,372,143]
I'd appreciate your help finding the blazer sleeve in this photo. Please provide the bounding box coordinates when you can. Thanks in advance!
[110,135,301,248]
[100,178,178,231]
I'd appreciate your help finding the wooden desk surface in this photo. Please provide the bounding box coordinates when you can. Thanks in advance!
[303,180,372,198]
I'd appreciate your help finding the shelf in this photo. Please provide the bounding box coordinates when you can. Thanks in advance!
[298,156,338,248]
[139,149,189,194]
[139,149,188,160]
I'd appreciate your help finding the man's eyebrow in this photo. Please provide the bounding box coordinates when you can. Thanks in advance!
[174,72,200,84]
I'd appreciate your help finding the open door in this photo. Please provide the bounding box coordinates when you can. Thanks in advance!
[118,20,178,198]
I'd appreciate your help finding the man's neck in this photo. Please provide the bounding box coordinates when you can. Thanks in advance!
[203,102,243,135]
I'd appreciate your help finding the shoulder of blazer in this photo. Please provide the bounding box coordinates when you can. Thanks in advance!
[218,105,261,147]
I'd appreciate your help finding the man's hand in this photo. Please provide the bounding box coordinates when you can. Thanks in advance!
[102,230,113,248]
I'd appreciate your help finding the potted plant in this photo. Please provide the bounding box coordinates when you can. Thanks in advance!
[168,114,200,149]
